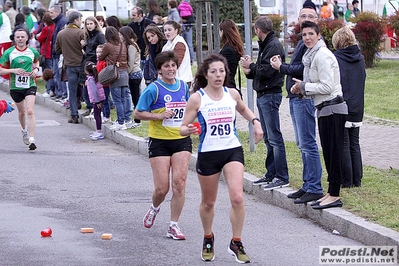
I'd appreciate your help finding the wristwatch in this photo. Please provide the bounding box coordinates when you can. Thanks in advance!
[33,67,39,71]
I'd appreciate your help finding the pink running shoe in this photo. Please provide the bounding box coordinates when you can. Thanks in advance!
[143,206,159,228]
[166,224,186,240]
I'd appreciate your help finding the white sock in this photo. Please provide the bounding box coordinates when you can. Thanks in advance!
[151,204,160,211]
[29,137,35,143]
[170,221,178,227]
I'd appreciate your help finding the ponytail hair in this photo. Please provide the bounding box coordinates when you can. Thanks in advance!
[85,61,99,83]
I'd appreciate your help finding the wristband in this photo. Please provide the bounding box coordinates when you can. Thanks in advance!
[252,118,260,125]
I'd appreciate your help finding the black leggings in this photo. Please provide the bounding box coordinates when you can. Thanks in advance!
[94,101,103,130]
[129,78,141,123]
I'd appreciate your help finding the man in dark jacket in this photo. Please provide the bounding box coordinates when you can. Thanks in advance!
[128,6,155,69]
[49,5,67,99]
[240,16,289,191]
[55,11,84,124]
[270,7,324,204]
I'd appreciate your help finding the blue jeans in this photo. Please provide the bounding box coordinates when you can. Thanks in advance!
[82,85,93,110]
[110,86,127,125]
[289,97,323,193]
[66,65,82,117]
[44,58,53,94]
[124,87,133,122]
[182,27,195,63]
[51,55,67,97]
[257,93,289,182]
[102,87,111,118]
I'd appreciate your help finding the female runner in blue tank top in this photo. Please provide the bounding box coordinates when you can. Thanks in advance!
[134,51,191,241]
[180,54,263,263]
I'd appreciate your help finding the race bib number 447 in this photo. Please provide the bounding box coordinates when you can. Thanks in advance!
[15,74,30,88]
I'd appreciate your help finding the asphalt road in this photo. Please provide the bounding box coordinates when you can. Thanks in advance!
[0,89,362,266]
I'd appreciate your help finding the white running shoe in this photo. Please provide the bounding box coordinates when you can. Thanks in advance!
[22,129,29,145]
[110,122,127,131]
[28,137,36,151]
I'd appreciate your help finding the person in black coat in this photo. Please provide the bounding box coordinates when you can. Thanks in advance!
[128,6,155,69]
[333,26,366,187]
[219,19,244,95]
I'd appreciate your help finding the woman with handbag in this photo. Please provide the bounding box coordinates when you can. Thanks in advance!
[143,25,166,86]
[120,26,142,129]
[98,26,129,131]
[35,13,54,97]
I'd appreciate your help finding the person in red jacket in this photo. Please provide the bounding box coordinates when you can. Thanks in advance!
[36,13,55,97]
[0,100,14,116]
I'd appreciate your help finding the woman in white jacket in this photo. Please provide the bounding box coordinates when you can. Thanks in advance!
[291,21,348,210]
[162,20,193,86]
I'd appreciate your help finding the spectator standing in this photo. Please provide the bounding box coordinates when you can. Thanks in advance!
[147,0,161,21]
[120,26,142,128]
[219,19,244,95]
[95,15,107,34]
[332,26,366,188]
[291,21,348,209]
[36,13,55,97]
[352,0,360,17]
[0,28,40,150]
[178,0,195,64]
[320,1,333,20]
[143,24,166,85]
[179,54,263,263]
[162,20,193,85]
[81,16,106,117]
[21,5,38,33]
[55,11,85,124]
[134,51,191,241]
[128,7,155,69]
[49,5,67,100]
[333,0,339,19]
[4,1,18,30]
[270,7,323,204]
[240,16,289,190]
[0,4,12,59]
[153,15,163,25]
[33,7,46,35]
[85,61,105,140]
[345,4,355,23]
[96,44,111,123]
[105,15,122,31]
[98,26,129,130]
[167,0,180,23]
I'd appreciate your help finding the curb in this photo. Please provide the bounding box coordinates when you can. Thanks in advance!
[1,81,399,258]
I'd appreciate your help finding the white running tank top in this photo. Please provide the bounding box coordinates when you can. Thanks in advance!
[197,87,241,153]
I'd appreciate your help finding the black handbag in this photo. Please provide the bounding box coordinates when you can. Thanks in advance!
[98,43,123,85]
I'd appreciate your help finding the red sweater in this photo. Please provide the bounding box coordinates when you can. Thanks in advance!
[37,24,55,59]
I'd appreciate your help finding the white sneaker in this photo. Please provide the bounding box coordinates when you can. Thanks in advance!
[110,122,127,131]
[28,137,36,150]
[125,121,142,129]
[90,132,104,140]
[42,92,51,98]
[102,117,110,123]
[22,129,29,145]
